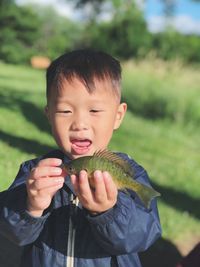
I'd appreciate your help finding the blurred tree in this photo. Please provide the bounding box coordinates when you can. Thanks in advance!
[31,5,83,59]
[0,0,15,7]
[152,31,200,63]
[0,2,83,63]
[68,0,141,21]
[1,0,199,64]
[72,0,151,58]
[0,2,41,63]
[68,0,104,11]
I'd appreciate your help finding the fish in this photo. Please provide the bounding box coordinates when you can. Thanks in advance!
[62,150,160,209]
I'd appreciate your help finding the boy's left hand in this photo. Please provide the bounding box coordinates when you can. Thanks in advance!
[70,170,118,214]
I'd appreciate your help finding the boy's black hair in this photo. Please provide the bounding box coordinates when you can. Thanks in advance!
[46,49,122,101]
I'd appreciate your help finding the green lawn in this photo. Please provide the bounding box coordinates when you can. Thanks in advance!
[0,61,199,265]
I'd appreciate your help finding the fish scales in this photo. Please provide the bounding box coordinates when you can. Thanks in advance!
[90,155,126,188]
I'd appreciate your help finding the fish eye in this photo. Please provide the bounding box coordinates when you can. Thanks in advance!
[68,166,75,174]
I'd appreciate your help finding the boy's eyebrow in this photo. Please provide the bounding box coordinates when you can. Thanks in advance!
[55,97,106,104]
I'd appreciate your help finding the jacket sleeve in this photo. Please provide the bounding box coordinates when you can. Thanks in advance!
[0,161,51,246]
[86,155,162,255]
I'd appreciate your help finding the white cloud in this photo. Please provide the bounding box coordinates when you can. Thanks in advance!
[147,16,166,33]
[16,0,77,19]
[147,15,200,35]
[175,15,200,35]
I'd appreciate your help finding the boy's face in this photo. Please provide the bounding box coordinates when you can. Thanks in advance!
[46,77,127,159]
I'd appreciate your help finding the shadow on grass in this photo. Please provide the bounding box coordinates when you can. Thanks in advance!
[19,99,51,135]
[152,182,200,220]
[0,88,50,135]
[0,130,54,156]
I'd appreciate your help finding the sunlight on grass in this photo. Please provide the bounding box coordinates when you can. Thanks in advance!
[122,59,200,124]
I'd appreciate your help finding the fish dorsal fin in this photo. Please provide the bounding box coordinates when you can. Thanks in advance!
[94,150,134,176]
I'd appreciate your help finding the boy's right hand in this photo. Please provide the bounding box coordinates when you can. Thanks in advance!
[26,158,65,217]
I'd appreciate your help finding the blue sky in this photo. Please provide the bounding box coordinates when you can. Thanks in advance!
[144,0,200,34]
[17,0,200,35]
[145,0,200,20]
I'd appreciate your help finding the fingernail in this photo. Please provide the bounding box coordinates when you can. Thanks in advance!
[80,170,86,178]
[55,159,62,165]
[53,168,62,174]
[54,178,64,183]
[94,170,101,178]
[103,171,109,178]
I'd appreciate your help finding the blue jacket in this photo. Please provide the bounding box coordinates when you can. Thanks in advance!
[0,150,161,267]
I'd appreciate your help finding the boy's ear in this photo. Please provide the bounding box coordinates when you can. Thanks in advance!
[114,102,127,130]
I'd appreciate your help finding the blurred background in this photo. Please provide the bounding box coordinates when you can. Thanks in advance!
[0,0,200,266]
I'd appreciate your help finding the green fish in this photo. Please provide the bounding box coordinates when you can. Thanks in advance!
[63,150,160,209]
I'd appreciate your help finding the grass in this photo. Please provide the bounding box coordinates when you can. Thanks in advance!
[110,112,200,244]
[0,60,200,266]
[122,59,200,124]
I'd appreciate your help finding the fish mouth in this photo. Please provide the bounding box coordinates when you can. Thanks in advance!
[70,138,92,155]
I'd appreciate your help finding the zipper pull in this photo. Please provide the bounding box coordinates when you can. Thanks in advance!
[69,195,79,228]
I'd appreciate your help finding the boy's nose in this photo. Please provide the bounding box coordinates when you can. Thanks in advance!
[71,113,89,131]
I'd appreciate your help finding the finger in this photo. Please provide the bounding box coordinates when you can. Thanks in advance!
[28,176,65,191]
[27,177,64,198]
[37,158,62,167]
[28,183,64,208]
[38,182,64,197]
[76,170,93,204]
[93,170,107,202]
[103,171,118,201]
[31,166,62,179]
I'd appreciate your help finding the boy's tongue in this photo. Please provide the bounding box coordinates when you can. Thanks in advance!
[71,139,91,154]
[72,139,91,147]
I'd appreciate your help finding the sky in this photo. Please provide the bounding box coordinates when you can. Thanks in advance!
[145,0,200,34]
[17,0,200,35]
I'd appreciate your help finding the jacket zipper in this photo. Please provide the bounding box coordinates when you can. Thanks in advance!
[66,194,79,267]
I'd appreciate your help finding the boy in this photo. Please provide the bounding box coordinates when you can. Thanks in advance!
[0,49,161,267]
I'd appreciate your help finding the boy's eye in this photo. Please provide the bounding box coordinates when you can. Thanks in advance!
[90,109,102,113]
[56,110,72,114]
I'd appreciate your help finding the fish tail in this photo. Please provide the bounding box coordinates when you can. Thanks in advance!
[131,182,160,209]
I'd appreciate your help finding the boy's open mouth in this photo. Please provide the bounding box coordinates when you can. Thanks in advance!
[71,139,92,154]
